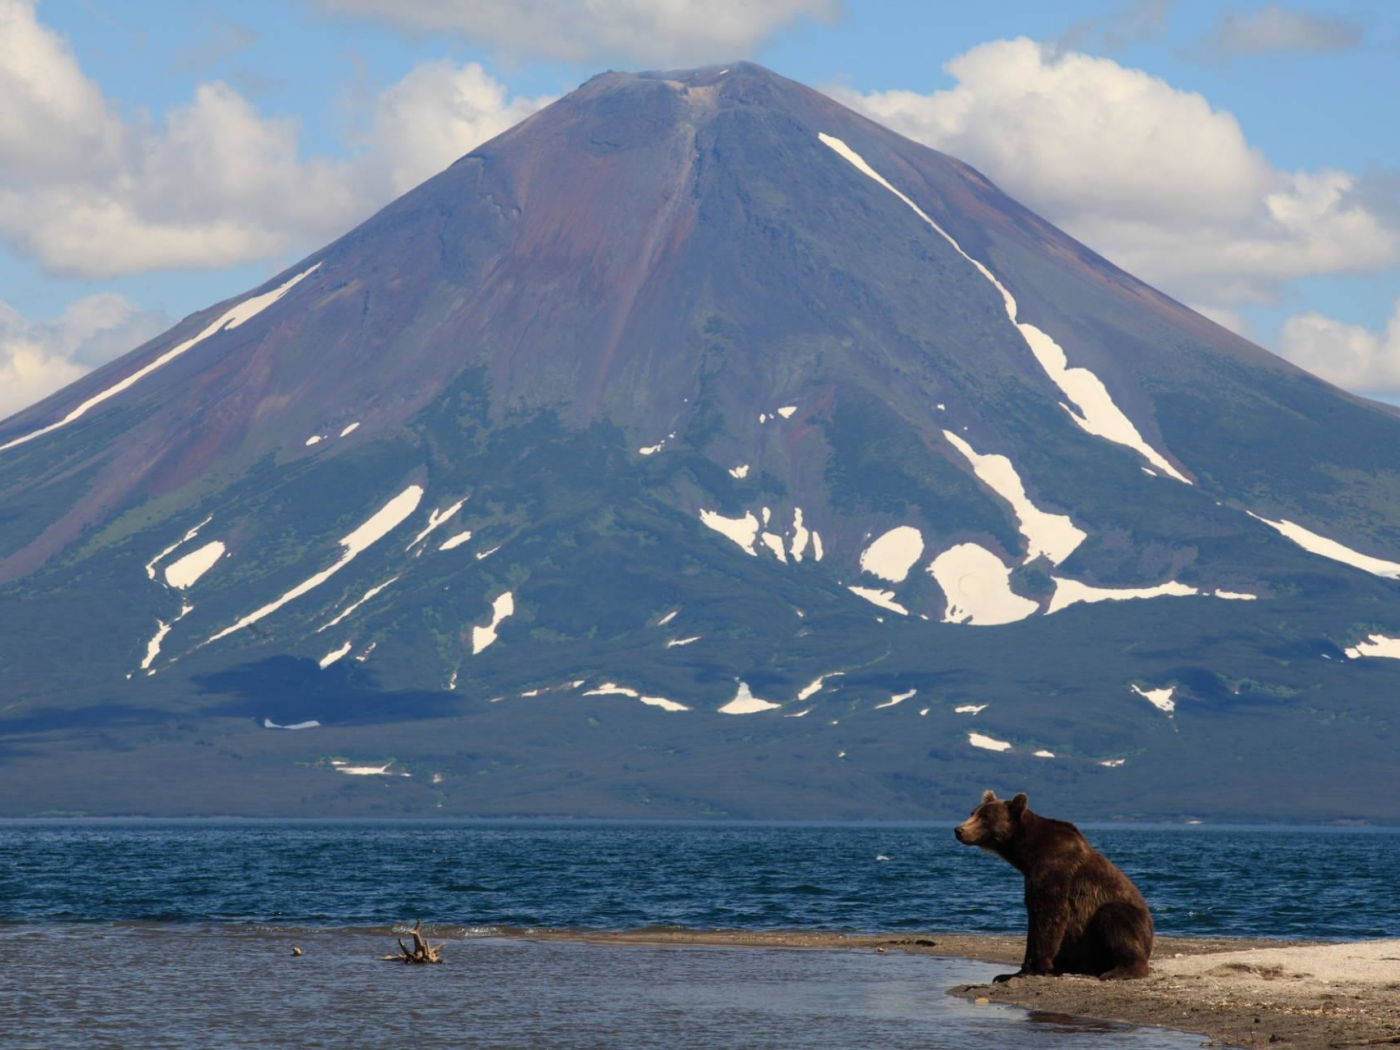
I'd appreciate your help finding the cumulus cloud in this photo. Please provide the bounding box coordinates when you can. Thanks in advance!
[361,59,555,196]
[1278,300,1400,395]
[312,0,841,65]
[1199,4,1363,58]
[0,0,550,278]
[836,38,1395,312]
[0,294,168,420]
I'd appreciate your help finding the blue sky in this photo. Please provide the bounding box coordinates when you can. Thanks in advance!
[1,0,1397,416]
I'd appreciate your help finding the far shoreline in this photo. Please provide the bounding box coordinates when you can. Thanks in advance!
[2,814,1398,829]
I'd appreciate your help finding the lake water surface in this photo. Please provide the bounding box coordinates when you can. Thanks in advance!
[2,821,1394,1049]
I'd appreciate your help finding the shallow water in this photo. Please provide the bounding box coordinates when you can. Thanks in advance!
[2,820,1396,938]
[0,925,1203,1050]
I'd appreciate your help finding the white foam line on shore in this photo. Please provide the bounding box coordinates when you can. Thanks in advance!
[819,134,1188,483]
[1,264,320,454]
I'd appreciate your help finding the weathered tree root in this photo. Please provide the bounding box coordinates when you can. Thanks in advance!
[382,920,445,964]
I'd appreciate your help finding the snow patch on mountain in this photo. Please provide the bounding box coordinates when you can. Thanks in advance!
[699,509,760,555]
[760,531,787,562]
[582,682,689,712]
[928,543,1038,625]
[140,602,192,673]
[848,585,909,615]
[472,592,515,654]
[791,508,810,562]
[1131,683,1176,714]
[876,688,917,709]
[860,525,924,582]
[319,641,352,669]
[719,681,781,714]
[1345,634,1400,660]
[969,732,1012,752]
[207,484,423,644]
[1047,577,1199,614]
[407,498,467,551]
[1248,513,1400,578]
[1,264,320,454]
[818,134,1188,484]
[144,515,213,581]
[320,576,399,632]
[440,530,473,552]
[797,672,843,700]
[164,541,225,590]
[942,431,1085,565]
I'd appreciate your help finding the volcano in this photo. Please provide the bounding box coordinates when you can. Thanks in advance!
[2,63,1398,820]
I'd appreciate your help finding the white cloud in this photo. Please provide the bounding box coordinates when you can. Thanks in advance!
[313,0,841,65]
[0,0,550,278]
[1201,4,1363,57]
[836,38,1395,312]
[0,294,168,420]
[362,59,554,196]
[1278,299,1400,395]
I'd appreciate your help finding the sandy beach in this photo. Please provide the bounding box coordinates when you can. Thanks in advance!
[516,929,1400,1048]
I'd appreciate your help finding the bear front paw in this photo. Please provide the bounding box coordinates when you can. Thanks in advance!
[991,971,1023,984]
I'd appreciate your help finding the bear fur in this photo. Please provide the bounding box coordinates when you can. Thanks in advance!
[955,790,1153,981]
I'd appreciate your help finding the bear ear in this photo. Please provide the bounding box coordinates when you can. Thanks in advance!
[1009,792,1028,815]
[981,789,997,805]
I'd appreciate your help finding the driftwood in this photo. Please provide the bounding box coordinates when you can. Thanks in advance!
[382,920,444,964]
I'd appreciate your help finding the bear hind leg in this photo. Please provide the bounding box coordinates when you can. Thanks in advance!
[1085,902,1152,980]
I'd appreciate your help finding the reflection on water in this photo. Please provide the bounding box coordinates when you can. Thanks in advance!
[0,925,1200,1049]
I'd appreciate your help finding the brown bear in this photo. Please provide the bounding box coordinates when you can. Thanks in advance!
[955,790,1153,981]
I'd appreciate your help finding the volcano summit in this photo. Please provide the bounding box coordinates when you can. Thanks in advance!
[2,64,1398,819]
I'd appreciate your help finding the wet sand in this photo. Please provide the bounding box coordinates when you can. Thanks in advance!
[952,938,1400,1050]
[515,929,1400,1048]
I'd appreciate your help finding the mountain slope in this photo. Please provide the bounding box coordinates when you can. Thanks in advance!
[1,63,1397,820]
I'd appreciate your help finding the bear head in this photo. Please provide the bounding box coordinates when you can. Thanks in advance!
[954,789,1028,849]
